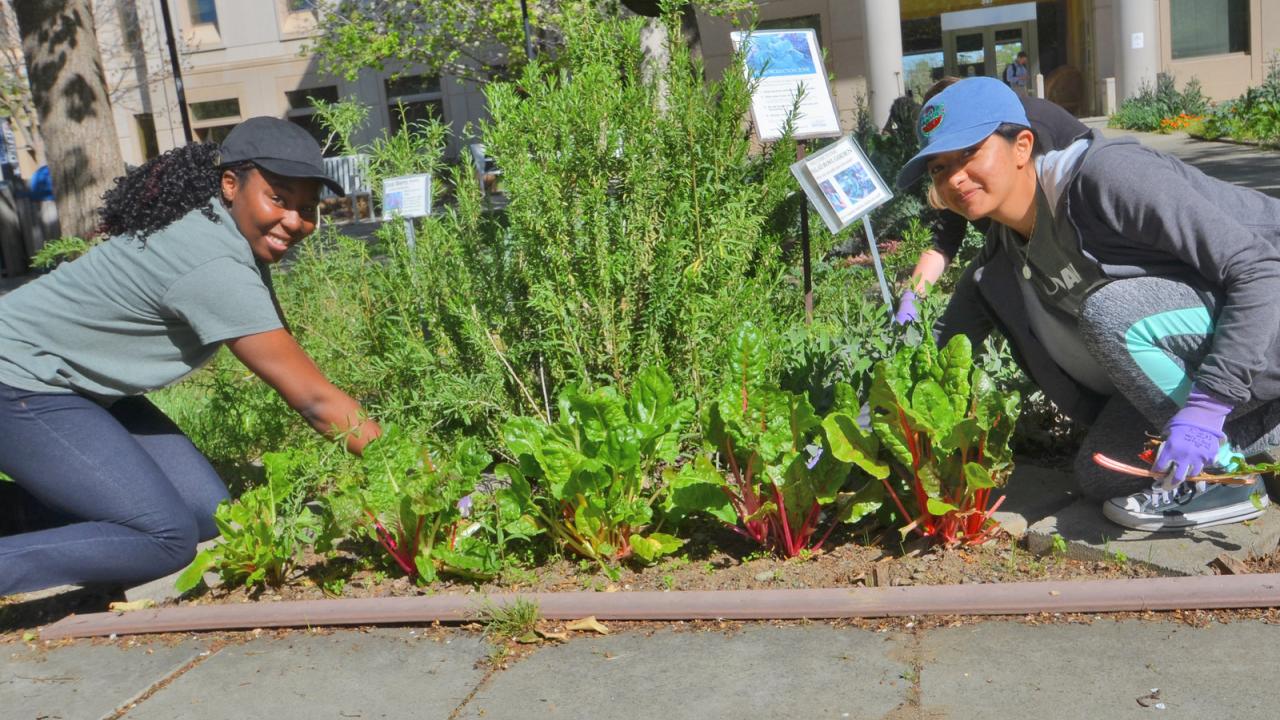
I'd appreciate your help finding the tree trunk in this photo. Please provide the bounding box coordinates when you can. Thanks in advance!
[14,0,124,239]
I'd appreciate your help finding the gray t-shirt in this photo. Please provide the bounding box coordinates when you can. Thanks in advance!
[0,199,283,399]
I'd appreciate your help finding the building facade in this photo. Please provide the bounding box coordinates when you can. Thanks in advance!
[94,0,490,167]
[696,0,1280,130]
[5,1,1279,171]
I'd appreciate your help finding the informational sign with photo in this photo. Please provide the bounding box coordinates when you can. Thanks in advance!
[730,29,842,142]
[790,135,893,234]
[381,173,433,221]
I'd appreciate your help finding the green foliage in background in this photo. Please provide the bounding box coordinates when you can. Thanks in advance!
[1198,54,1280,147]
[1109,72,1209,132]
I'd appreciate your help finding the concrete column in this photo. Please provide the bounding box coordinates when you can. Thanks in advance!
[1114,0,1159,102]
[862,0,904,129]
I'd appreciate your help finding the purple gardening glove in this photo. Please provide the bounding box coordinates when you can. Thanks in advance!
[1151,386,1232,488]
[894,289,919,325]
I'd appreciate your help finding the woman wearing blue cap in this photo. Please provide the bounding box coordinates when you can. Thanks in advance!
[896,76,1280,532]
[0,117,382,596]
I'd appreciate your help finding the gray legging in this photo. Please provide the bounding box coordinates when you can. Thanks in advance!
[0,384,228,596]
[1073,276,1280,499]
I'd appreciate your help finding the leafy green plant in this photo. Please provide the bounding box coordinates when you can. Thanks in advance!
[309,96,370,156]
[30,236,99,269]
[666,323,881,558]
[825,334,1020,547]
[1200,54,1280,147]
[1109,73,1209,132]
[177,450,332,592]
[500,367,691,570]
[331,426,539,583]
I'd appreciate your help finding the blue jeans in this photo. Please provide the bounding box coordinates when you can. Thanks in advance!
[0,383,228,596]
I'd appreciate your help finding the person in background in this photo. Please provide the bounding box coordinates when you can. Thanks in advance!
[894,76,1089,324]
[896,76,1280,532]
[1004,51,1030,96]
[0,117,382,597]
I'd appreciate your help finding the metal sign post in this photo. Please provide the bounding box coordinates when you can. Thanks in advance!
[789,135,897,319]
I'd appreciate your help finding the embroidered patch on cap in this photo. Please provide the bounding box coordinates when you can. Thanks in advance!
[919,104,945,137]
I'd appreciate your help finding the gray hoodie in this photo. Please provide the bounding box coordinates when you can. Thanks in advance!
[938,130,1280,419]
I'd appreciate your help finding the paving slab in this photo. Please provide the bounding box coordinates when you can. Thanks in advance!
[1026,499,1280,575]
[124,540,221,605]
[125,628,488,720]
[1,639,205,720]
[457,626,911,720]
[991,464,1081,538]
[920,620,1280,719]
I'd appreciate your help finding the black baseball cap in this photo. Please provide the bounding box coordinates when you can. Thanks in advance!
[218,116,345,196]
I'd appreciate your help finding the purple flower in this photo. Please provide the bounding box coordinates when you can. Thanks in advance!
[805,446,824,470]
[457,494,473,517]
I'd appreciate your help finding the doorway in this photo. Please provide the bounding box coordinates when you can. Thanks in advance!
[939,2,1039,86]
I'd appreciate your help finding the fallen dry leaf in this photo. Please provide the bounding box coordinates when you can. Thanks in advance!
[108,599,156,613]
[567,616,611,635]
[536,628,569,642]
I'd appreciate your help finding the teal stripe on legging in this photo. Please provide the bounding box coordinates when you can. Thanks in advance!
[1123,307,1214,405]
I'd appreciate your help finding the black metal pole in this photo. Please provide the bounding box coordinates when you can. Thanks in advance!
[797,140,813,324]
[158,0,193,143]
[520,0,534,60]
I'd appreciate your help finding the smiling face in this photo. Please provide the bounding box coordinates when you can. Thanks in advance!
[221,166,321,264]
[927,129,1036,226]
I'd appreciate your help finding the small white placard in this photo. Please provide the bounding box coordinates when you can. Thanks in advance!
[1130,32,1144,49]
[381,173,432,220]
[790,135,893,234]
[730,29,843,142]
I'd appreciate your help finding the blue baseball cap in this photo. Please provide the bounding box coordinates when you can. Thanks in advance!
[895,77,1030,189]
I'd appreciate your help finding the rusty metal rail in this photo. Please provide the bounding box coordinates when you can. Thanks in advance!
[39,574,1280,640]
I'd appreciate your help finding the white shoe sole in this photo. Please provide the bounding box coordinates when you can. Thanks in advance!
[1102,494,1270,533]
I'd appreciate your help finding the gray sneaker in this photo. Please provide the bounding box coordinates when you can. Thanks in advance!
[1102,478,1270,532]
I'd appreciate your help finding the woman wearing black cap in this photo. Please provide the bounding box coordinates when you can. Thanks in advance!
[0,117,381,596]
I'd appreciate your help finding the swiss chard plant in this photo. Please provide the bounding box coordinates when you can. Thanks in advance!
[826,334,1020,546]
[666,323,882,558]
[333,427,540,583]
[499,367,692,572]
[177,449,332,593]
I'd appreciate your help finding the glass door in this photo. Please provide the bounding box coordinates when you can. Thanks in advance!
[943,21,1037,84]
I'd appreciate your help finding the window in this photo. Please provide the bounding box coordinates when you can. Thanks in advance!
[285,85,341,155]
[118,1,143,53]
[188,0,218,25]
[189,98,240,122]
[195,125,235,144]
[901,16,943,99]
[384,75,445,134]
[1171,0,1249,59]
[286,85,339,111]
[135,114,159,161]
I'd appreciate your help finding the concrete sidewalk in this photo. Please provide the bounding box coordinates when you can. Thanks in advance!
[4,619,1276,719]
[1086,118,1280,198]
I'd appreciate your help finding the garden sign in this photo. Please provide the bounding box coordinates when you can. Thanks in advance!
[790,135,897,316]
[382,173,433,250]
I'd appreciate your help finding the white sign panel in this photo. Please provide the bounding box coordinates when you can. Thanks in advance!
[790,136,893,234]
[381,173,432,220]
[1130,32,1145,50]
[730,29,842,142]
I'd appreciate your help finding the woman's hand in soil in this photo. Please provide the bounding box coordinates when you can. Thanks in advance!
[226,328,382,455]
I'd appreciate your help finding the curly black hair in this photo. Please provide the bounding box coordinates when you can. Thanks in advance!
[97,142,254,240]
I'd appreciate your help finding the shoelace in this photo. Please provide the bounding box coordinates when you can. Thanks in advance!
[1146,481,1208,509]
